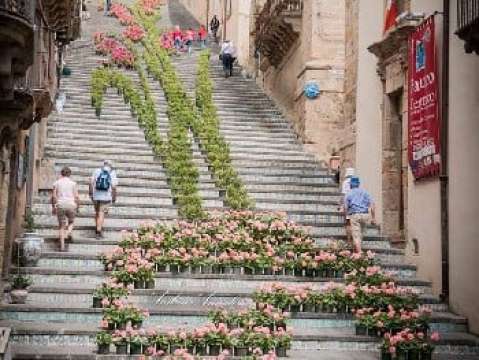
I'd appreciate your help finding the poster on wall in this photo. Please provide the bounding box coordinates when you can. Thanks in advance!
[407,16,441,180]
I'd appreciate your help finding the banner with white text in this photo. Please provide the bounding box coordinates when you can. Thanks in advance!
[408,16,441,180]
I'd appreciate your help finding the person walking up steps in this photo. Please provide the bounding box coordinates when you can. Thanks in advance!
[340,168,355,246]
[210,15,220,42]
[344,176,376,254]
[90,160,118,239]
[52,167,79,252]
[220,40,237,78]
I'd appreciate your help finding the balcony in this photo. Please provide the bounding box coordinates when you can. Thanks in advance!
[0,0,34,105]
[456,0,479,54]
[254,0,303,69]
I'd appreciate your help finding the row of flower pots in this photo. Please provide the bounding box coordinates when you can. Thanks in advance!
[98,343,287,357]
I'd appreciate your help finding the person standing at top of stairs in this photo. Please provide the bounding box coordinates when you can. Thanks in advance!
[89,160,118,239]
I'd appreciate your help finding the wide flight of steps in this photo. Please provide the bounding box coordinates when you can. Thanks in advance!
[0,1,478,359]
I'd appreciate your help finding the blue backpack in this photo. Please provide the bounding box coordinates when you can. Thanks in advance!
[95,169,112,191]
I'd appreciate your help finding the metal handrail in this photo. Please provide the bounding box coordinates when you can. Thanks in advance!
[457,0,479,33]
[0,0,34,23]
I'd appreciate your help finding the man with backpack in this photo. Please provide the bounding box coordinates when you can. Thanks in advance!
[90,160,118,239]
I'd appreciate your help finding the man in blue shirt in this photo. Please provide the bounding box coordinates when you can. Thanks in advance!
[344,177,376,253]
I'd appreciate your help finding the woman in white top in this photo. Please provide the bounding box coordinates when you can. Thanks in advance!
[52,167,79,251]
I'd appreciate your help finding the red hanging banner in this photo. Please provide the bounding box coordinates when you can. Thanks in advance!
[408,16,441,180]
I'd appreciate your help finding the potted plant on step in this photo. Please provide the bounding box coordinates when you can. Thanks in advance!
[96,331,112,355]
[9,274,32,304]
[15,210,44,267]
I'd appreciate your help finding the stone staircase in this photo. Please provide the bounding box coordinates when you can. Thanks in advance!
[0,1,478,359]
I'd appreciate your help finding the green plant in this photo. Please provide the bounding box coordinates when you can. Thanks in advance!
[11,274,32,290]
[96,331,113,345]
[195,51,253,209]
[23,210,36,232]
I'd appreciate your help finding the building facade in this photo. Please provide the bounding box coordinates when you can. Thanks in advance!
[0,0,81,281]
[179,0,347,161]
[345,0,479,334]
[179,0,479,335]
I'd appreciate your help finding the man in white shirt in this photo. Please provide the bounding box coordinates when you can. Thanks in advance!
[89,160,118,239]
[52,167,79,251]
[220,40,237,78]
[340,168,355,246]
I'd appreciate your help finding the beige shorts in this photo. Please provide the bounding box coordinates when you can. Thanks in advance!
[94,201,111,213]
[57,207,76,227]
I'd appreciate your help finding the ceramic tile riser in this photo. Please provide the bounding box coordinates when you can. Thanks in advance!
[1,1,478,359]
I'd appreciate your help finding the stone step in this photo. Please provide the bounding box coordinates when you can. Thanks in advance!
[0,305,466,334]
[37,236,394,255]
[24,285,448,312]
[15,268,431,294]
[47,150,320,167]
[32,203,179,219]
[46,142,313,161]
[10,345,479,360]
[31,249,408,273]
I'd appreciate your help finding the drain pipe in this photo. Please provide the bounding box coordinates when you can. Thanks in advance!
[439,0,450,304]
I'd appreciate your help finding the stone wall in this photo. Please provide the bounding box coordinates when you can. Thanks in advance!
[339,0,359,170]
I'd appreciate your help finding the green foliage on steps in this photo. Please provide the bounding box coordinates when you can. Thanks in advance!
[133,5,204,220]
[90,65,203,220]
[134,4,252,211]
[195,51,253,209]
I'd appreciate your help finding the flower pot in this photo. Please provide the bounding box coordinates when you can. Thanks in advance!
[408,350,421,360]
[290,304,301,313]
[275,347,287,357]
[191,266,200,274]
[355,325,368,336]
[134,280,145,289]
[146,279,155,289]
[305,269,315,277]
[244,267,254,275]
[233,267,242,275]
[196,345,207,356]
[209,345,221,356]
[129,343,142,355]
[10,289,28,304]
[92,296,102,308]
[201,265,212,274]
[116,343,128,355]
[171,265,180,275]
[95,108,101,117]
[420,349,433,360]
[219,189,226,197]
[380,350,393,360]
[97,344,110,355]
[107,322,116,331]
[303,303,315,313]
[284,268,295,276]
[235,347,249,357]
[156,264,167,272]
[263,268,273,276]
[15,233,44,267]
[223,266,233,275]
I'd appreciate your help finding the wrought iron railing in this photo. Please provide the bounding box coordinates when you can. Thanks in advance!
[457,0,479,33]
[0,0,34,23]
